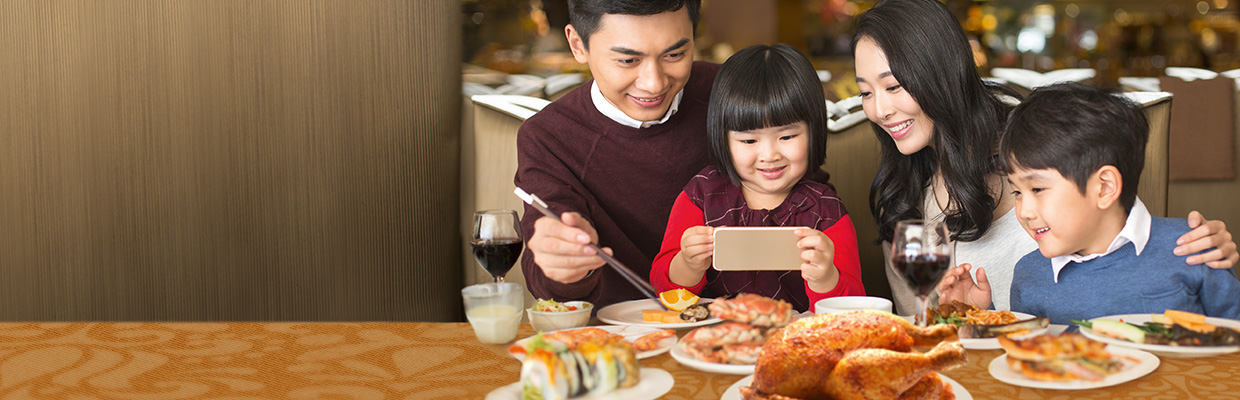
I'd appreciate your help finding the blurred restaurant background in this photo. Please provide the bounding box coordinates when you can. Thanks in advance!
[460,0,1240,309]
[3,1,1237,324]
[463,0,1240,98]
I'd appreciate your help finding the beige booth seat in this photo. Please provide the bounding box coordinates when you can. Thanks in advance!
[460,95,550,308]
[821,96,891,299]
[1122,91,1172,218]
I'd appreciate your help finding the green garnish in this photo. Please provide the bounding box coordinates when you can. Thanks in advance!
[935,314,968,326]
[1074,318,1176,342]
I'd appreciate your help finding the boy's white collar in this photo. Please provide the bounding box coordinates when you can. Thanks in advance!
[1050,198,1152,282]
[590,81,684,129]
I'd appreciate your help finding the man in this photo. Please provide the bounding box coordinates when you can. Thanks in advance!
[514,0,718,308]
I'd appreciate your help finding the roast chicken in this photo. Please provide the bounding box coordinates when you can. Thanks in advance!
[741,310,968,400]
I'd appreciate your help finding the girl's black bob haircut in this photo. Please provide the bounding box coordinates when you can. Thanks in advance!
[706,43,828,185]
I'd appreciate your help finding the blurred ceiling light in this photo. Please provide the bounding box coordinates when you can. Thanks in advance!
[1017,27,1046,53]
[530,0,549,36]
[1080,29,1098,52]
[1034,5,1055,36]
[1203,27,1220,52]
[844,2,859,16]
[1114,9,1131,25]
[983,15,998,31]
[1216,0,1229,9]
[1066,4,1080,18]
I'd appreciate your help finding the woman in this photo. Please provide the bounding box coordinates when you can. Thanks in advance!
[852,0,1238,314]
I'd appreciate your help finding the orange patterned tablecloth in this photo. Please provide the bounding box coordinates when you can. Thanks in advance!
[1,322,1238,399]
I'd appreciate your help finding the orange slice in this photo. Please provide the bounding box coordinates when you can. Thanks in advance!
[659,288,699,311]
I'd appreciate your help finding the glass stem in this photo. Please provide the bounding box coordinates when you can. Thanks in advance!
[915,295,928,327]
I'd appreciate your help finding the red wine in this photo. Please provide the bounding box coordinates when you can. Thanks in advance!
[471,239,524,278]
[892,254,951,296]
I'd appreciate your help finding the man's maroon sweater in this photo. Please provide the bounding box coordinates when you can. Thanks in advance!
[514,61,721,308]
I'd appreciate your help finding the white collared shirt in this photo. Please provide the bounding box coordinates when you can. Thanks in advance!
[1050,198,1152,282]
[590,81,684,128]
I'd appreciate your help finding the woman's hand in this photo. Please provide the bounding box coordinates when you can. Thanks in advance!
[797,228,840,293]
[1177,211,1238,269]
[936,263,993,310]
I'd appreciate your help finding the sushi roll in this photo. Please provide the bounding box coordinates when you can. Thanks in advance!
[519,336,641,400]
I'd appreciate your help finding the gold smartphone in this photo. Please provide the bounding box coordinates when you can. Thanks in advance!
[712,227,804,271]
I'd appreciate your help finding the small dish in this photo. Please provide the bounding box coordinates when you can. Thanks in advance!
[527,301,592,332]
[814,296,893,314]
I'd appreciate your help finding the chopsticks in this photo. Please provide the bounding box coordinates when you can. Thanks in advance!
[514,187,669,310]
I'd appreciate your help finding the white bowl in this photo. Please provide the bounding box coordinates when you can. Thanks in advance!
[814,296,893,315]
[527,301,593,332]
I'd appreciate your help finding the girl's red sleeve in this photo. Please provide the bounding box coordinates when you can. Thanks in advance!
[805,214,866,312]
[651,191,707,294]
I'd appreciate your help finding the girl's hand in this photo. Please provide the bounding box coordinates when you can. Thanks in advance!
[936,263,992,310]
[678,226,716,272]
[796,228,839,293]
[1177,211,1238,269]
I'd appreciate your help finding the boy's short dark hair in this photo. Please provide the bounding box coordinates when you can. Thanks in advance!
[999,82,1148,212]
[568,0,700,49]
[707,43,828,185]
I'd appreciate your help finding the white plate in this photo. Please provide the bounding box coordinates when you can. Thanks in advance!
[597,298,722,329]
[988,345,1159,390]
[486,368,673,400]
[509,325,677,360]
[668,339,755,375]
[1078,313,1240,358]
[958,312,1049,350]
[721,373,971,400]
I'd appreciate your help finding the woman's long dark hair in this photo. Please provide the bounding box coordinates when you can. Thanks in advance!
[852,0,1018,242]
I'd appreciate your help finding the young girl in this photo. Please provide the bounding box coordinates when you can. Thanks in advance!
[650,44,865,313]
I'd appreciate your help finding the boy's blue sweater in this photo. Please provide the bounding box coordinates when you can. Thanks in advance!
[1010,217,1240,325]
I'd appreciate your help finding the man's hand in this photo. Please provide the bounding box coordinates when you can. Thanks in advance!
[797,228,839,294]
[527,212,608,283]
[935,263,992,309]
[1178,210,1238,269]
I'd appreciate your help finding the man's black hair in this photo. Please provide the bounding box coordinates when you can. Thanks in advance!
[568,0,700,49]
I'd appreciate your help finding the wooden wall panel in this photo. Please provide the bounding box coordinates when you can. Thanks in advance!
[0,1,461,321]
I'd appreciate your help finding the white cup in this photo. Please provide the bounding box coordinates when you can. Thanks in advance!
[462,282,524,344]
[814,296,894,315]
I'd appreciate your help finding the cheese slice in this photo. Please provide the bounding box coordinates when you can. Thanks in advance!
[1165,310,1214,333]
[642,309,682,323]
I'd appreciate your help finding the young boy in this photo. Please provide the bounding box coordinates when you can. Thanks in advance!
[962,83,1240,325]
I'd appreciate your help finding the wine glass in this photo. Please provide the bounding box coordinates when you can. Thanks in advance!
[471,209,524,283]
[889,220,953,326]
